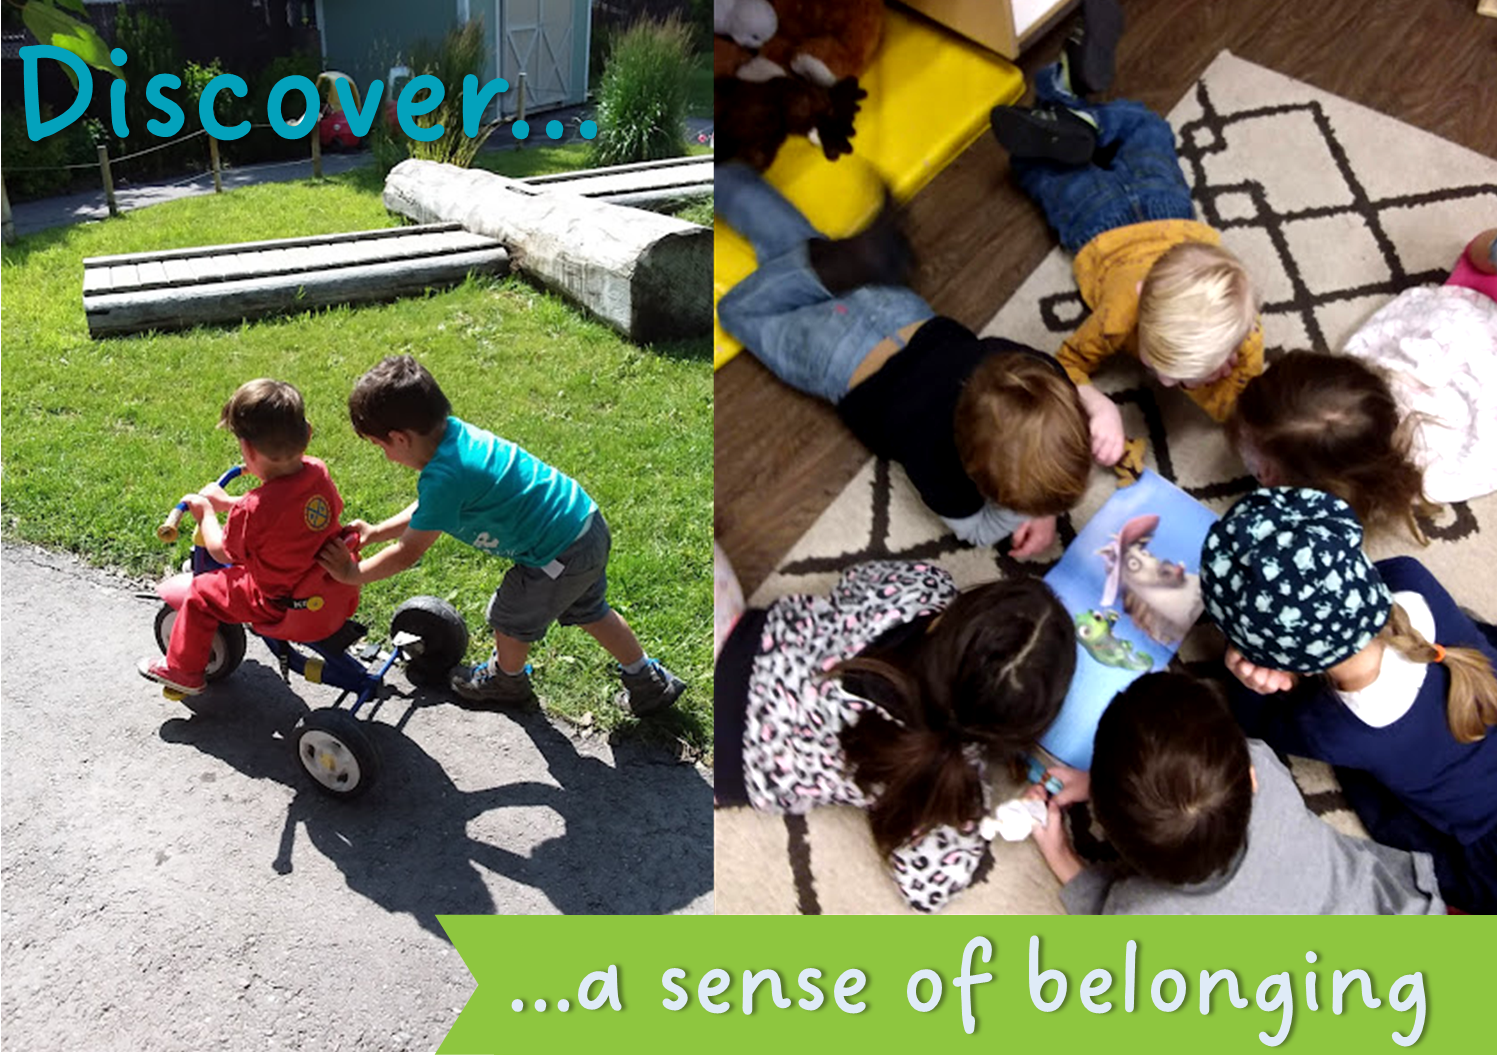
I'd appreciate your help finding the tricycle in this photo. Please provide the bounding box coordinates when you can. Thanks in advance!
[147,466,469,799]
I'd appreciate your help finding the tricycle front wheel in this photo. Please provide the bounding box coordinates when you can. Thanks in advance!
[294,708,380,799]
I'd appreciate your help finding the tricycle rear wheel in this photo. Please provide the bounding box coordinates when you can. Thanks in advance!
[153,604,246,683]
[390,596,469,688]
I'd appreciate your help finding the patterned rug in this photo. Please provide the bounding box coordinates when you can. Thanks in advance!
[715,51,1497,915]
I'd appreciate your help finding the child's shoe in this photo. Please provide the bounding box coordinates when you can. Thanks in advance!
[137,657,205,696]
[615,659,686,717]
[451,655,537,708]
[990,105,1096,165]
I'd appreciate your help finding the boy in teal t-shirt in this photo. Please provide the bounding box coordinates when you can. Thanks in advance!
[317,355,686,714]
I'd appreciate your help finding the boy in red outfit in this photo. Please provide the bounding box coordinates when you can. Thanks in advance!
[138,379,360,695]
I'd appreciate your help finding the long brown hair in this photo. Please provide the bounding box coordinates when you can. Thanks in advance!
[836,577,1074,856]
[1380,604,1497,743]
[1227,351,1439,542]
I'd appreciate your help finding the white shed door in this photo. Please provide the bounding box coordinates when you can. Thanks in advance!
[498,0,574,115]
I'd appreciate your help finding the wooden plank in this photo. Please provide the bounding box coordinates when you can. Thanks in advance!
[190,255,225,283]
[86,247,510,337]
[521,155,713,185]
[163,258,197,285]
[82,267,111,295]
[135,260,170,288]
[108,264,140,290]
[81,222,464,268]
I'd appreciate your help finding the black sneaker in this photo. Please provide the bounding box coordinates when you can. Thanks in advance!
[451,655,537,708]
[1065,0,1125,96]
[615,659,686,717]
[990,105,1096,165]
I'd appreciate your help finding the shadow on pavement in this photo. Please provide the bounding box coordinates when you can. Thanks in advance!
[157,658,712,934]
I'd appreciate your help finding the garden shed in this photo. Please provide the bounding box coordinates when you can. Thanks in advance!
[314,0,591,118]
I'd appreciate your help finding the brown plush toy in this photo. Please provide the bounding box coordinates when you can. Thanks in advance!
[715,74,867,171]
[755,0,885,86]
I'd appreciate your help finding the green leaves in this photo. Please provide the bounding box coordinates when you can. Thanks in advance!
[21,0,125,87]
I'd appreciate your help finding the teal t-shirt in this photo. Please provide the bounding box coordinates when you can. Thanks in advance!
[410,417,596,567]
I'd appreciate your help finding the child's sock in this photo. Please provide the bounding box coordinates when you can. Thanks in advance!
[499,661,528,677]
[620,655,650,676]
[806,190,913,294]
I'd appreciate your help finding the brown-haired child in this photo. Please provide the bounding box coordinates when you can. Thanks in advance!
[138,379,359,695]
[1026,671,1445,914]
[318,356,685,715]
[1227,351,1440,542]
[716,162,1094,558]
[716,561,1074,911]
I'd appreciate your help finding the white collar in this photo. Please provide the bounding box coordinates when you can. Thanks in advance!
[1335,591,1435,727]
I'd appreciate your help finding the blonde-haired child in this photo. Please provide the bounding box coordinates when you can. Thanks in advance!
[990,1,1262,461]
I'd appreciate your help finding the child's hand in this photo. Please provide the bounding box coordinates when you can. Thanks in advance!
[1022,786,1083,882]
[1009,516,1056,559]
[181,493,213,522]
[199,482,236,513]
[346,519,376,548]
[1225,645,1299,694]
[1077,385,1125,465]
[317,536,361,585]
[1046,764,1091,807]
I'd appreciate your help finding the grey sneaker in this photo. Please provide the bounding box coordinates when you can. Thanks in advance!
[451,656,537,708]
[615,659,686,717]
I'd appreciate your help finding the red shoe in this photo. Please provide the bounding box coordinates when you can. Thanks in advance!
[136,658,205,696]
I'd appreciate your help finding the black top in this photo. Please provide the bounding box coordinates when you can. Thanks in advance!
[835,316,1065,520]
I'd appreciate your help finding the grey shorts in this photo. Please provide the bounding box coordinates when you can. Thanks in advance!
[486,513,612,642]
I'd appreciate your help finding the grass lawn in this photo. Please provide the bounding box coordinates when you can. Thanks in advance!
[0,170,713,754]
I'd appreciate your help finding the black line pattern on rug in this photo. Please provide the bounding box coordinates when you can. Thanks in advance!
[784,814,821,915]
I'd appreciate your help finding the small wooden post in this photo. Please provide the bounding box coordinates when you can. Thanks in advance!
[2,173,15,245]
[310,125,323,178]
[516,72,527,148]
[208,137,223,193]
[98,145,118,217]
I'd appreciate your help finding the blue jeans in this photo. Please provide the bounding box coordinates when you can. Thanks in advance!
[716,163,934,402]
[1012,64,1195,253]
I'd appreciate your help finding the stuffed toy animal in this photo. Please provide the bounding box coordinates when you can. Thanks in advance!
[715,74,866,171]
[714,0,778,47]
[756,0,885,86]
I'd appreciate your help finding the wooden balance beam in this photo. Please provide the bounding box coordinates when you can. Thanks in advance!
[82,223,509,338]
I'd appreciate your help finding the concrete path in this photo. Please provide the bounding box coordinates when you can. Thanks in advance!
[0,543,712,1050]
[8,118,714,237]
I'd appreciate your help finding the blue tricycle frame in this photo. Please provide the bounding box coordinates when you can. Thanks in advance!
[149,467,469,799]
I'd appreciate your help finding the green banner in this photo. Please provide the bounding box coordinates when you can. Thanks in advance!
[440,916,1490,1053]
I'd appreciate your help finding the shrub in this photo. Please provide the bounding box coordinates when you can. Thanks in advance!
[370,19,497,175]
[2,106,103,200]
[590,15,691,167]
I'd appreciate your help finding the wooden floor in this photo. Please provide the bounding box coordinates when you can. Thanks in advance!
[714,0,1497,596]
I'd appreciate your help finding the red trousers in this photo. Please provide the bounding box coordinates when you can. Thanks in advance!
[164,566,355,676]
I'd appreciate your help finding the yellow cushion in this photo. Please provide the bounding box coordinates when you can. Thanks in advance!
[713,6,1027,369]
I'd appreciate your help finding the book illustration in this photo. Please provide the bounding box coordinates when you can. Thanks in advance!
[1074,609,1154,672]
[1040,470,1219,768]
[1098,513,1204,646]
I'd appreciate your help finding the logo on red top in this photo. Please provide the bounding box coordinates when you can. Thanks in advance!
[304,495,332,531]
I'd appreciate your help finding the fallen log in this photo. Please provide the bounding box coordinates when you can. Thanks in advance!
[383,159,711,344]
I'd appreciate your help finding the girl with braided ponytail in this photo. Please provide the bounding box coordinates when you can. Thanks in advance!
[714,560,1074,911]
[1200,487,1497,912]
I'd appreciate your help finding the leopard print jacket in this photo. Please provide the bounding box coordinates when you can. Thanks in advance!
[742,561,991,912]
